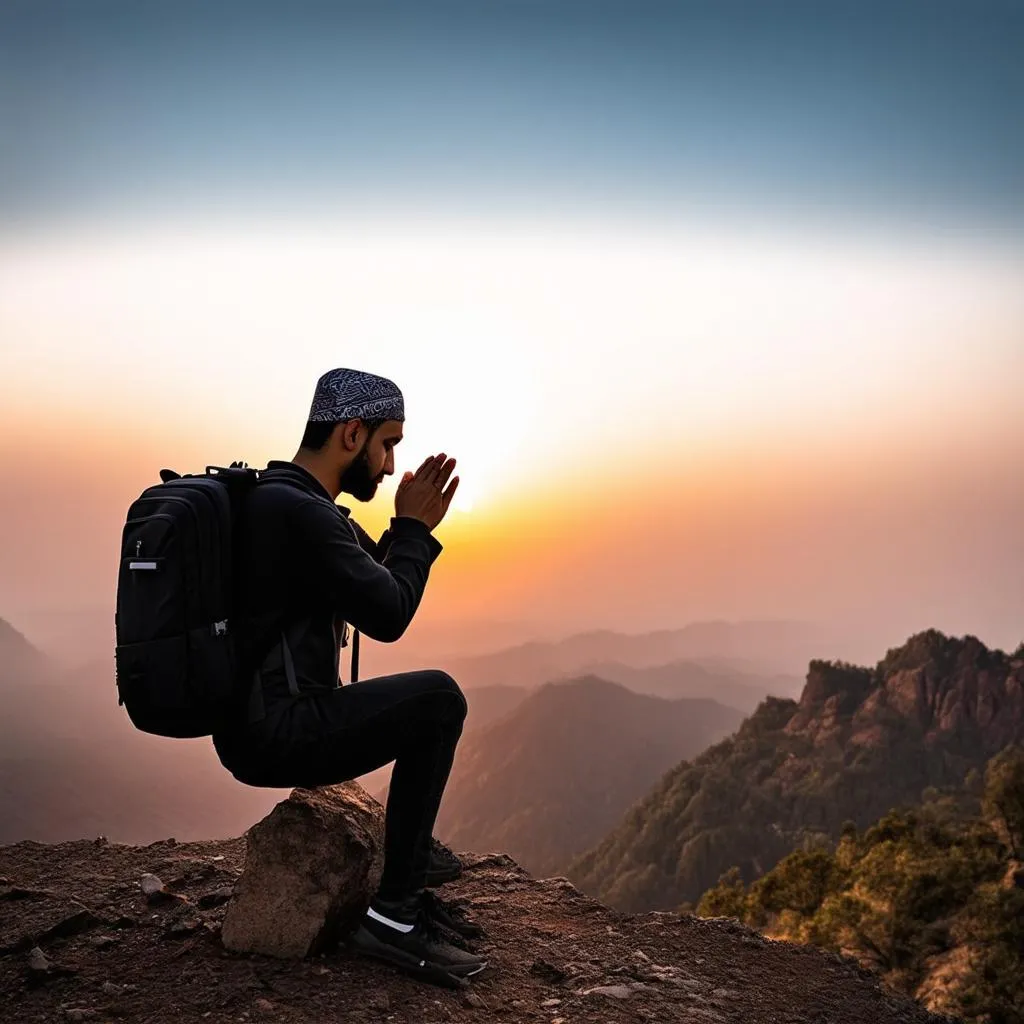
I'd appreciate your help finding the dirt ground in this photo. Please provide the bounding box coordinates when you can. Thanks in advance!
[0,835,958,1024]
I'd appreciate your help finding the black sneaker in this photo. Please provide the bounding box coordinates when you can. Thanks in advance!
[349,895,488,989]
[420,889,485,940]
[425,837,463,887]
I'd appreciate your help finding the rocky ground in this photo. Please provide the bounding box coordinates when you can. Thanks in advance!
[1,835,957,1024]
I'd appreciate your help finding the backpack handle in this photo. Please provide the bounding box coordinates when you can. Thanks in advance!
[158,464,256,484]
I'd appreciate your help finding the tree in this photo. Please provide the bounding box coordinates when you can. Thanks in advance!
[956,886,1024,1024]
[696,866,747,919]
[749,848,837,918]
[982,746,1024,859]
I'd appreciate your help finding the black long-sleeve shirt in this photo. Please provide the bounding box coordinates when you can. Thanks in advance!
[231,459,443,709]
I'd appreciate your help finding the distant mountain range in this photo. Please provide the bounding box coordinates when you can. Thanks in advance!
[434,676,744,878]
[568,629,1024,913]
[0,617,51,682]
[367,663,783,802]
[308,620,820,800]
[555,658,800,712]
[2,614,772,845]
[2,610,918,872]
[3,607,114,671]
[0,618,282,844]
[442,619,843,688]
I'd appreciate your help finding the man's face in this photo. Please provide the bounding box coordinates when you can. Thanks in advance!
[338,419,403,501]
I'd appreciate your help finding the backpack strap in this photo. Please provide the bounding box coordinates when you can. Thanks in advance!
[280,630,301,696]
[246,670,266,725]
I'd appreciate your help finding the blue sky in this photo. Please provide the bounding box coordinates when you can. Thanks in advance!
[2,0,1022,234]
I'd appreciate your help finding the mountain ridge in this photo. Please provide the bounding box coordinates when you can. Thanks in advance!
[568,629,1024,914]
[440,618,856,688]
[435,675,746,876]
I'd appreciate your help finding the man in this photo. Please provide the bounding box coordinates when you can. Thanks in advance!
[211,367,487,987]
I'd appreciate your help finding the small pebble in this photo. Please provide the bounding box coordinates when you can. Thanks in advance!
[462,992,487,1009]
[101,981,122,996]
[139,873,165,896]
[164,914,204,937]
[27,947,51,972]
[198,886,235,908]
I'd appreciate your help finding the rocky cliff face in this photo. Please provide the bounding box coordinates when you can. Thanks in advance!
[787,630,1024,751]
[569,630,1024,914]
[0,783,954,1024]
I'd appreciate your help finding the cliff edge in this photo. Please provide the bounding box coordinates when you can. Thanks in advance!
[1,811,954,1023]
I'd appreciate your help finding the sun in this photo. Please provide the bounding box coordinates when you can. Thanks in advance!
[349,304,544,518]
[450,481,476,514]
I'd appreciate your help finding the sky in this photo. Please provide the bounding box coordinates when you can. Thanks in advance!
[1,0,1022,661]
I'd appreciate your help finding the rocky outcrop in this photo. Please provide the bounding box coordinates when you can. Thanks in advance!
[220,781,385,958]
[0,784,951,1024]
[785,630,1024,752]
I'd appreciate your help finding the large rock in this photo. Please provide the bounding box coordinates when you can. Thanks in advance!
[220,781,385,958]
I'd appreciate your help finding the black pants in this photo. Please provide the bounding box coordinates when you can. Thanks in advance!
[214,669,468,901]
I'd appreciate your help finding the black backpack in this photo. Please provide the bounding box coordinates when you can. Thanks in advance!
[114,462,261,738]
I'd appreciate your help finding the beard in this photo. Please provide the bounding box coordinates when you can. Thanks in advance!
[338,442,382,502]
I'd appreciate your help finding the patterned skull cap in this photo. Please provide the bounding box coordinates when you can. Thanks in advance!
[307,368,405,423]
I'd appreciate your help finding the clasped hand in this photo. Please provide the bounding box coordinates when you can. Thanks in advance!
[394,453,459,531]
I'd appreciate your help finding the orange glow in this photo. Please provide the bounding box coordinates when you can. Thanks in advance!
[2,212,1022,657]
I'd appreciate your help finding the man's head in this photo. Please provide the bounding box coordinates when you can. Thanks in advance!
[295,368,405,502]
